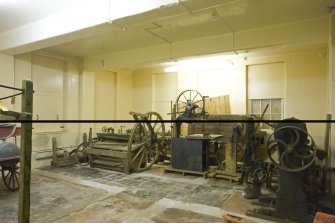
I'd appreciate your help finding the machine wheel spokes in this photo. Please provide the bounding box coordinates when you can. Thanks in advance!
[128,122,158,172]
[145,111,166,148]
[267,126,316,172]
[267,139,287,166]
[175,89,204,116]
[75,142,91,166]
[2,162,19,191]
[253,168,268,183]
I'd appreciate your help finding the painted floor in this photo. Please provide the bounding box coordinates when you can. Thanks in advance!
[0,164,289,223]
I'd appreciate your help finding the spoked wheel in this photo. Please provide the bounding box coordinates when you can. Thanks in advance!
[128,112,165,172]
[75,142,91,166]
[252,168,268,184]
[267,126,316,172]
[2,162,19,191]
[175,89,205,117]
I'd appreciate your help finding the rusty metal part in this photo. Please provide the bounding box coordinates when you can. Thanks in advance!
[266,125,316,172]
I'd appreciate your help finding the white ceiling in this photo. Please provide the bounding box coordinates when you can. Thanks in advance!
[44,0,335,58]
[0,0,84,33]
[1,0,335,58]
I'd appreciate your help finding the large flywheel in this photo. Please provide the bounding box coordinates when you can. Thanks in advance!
[175,89,205,117]
[128,111,165,172]
[267,125,316,172]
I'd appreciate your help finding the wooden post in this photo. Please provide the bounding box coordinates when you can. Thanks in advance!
[18,80,33,223]
[324,114,332,193]
[52,137,58,163]
[225,125,238,174]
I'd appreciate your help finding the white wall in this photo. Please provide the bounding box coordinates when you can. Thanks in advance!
[133,68,155,113]
[115,69,134,130]
[1,53,83,167]
[93,70,116,133]
[0,53,15,111]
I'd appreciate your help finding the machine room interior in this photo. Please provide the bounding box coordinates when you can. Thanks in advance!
[0,0,335,222]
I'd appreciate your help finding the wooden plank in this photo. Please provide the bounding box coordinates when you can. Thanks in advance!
[180,123,189,136]
[225,143,237,174]
[224,95,231,115]
[90,144,128,151]
[219,96,225,115]
[164,166,209,178]
[18,80,33,223]
[208,168,241,182]
[87,148,127,158]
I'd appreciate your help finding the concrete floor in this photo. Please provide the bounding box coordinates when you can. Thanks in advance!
[0,164,301,223]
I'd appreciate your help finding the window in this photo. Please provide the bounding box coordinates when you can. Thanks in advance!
[249,98,284,129]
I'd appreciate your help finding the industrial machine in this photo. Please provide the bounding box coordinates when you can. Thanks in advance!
[84,111,166,173]
[50,111,167,174]
[247,119,331,223]
[168,90,220,176]
[168,89,267,180]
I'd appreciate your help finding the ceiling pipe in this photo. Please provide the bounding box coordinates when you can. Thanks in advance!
[212,9,238,55]
[144,22,175,61]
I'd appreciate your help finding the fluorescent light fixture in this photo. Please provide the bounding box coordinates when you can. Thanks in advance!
[164,66,179,73]
[164,54,236,73]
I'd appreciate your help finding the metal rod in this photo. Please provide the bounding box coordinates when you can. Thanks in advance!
[0,92,23,101]
[0,84,23,91]
[253,104,269,137]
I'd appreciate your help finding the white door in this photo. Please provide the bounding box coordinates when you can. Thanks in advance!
[32,55,65,132]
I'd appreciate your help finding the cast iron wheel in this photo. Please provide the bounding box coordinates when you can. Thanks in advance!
[252,167,268,184]
[175,89,205,117]
[267,126,316,172]
[75,142,91,166]
[128,112,165,172]
[2,162,19,191]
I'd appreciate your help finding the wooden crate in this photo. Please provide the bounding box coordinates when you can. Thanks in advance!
[87,142,131,174]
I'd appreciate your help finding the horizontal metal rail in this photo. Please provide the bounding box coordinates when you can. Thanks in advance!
[0,84,23,92]
[0,92,24,101]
